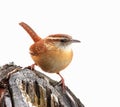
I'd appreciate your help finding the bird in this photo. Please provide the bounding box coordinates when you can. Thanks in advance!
[19,22,80,89]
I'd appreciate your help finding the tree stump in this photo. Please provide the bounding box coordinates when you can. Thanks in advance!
[0,63,85,107]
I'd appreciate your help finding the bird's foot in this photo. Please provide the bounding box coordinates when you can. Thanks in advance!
[57,73,66,92]
[25,64,36,70]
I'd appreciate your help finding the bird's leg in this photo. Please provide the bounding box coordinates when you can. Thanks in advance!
[26,63,36,70]
[57,73,66,90]
[31,63,36,70]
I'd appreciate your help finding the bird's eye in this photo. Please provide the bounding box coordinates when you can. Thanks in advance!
[60,39,67,43]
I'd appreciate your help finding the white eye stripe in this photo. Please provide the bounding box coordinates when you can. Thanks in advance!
[47,37,67,40]
[47,34,72,40]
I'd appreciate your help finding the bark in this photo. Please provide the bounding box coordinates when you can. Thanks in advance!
[0,63,85,107]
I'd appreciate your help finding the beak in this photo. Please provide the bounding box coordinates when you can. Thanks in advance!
[71,39,81,43]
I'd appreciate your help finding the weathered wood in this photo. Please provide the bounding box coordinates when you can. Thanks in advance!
[0,63,85,107]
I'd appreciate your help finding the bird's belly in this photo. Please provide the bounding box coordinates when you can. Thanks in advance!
[31,50,73,73]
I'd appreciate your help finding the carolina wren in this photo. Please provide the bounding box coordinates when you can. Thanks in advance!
[19,22,80,89]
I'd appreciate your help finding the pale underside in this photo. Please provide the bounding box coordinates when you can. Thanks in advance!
[30,44,73,73]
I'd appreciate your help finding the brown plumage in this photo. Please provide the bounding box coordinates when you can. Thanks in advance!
[19,22,80,89]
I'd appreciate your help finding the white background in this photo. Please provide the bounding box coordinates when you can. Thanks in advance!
[0,0,120,107]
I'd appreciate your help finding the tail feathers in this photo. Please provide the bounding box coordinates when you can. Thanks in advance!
[19,22,41,42]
